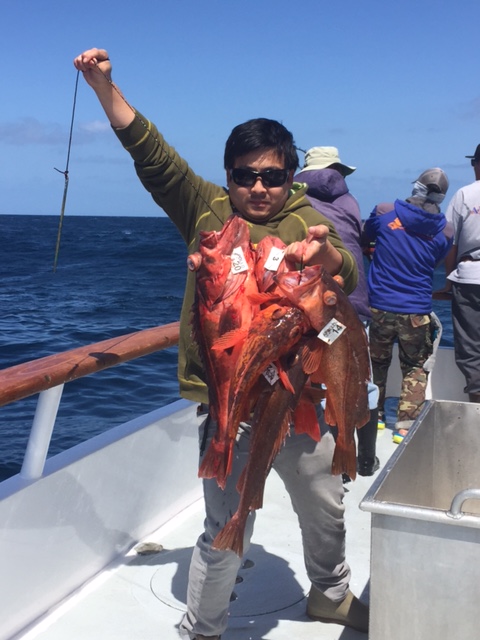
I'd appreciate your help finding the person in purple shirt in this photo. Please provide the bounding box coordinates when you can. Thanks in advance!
[363,168,453,440]
[295,147,380,476]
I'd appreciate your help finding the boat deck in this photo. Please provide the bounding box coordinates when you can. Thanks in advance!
[20,418,399,640]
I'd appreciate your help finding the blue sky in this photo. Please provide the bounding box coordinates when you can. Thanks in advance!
[1,0,479,219]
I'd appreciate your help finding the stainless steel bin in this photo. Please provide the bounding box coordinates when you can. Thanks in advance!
[360,400,480,640]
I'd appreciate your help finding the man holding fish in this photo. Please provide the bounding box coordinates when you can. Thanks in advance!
[74,48,369,639]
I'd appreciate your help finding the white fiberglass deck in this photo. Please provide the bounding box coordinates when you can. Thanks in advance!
[18,426,398,640]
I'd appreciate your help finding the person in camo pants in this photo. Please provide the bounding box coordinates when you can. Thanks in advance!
[363,168,453,439]
[368,309,435,430]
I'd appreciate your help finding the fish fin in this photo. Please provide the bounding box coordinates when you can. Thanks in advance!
[211,328,248,350]
[247,291,279,305]
[224,440,236,481]
[293,401,321,441]
[212,514,244,556]
[324,407,337,427]
[278,364,295,394]
[301,341,324,375]
[323,392,338,427]
[220,271,249,303]
[331,439,357,480]
[270,414,291,464]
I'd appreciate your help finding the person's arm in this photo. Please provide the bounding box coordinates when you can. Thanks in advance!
[73,48,134,129]
[432,244,458,299]
[432,213,457,299]
[444,243,458,277]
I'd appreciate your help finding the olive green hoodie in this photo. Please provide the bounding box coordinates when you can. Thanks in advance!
[115,112,358,403]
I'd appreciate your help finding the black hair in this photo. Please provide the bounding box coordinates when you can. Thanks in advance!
[224,118,299,171]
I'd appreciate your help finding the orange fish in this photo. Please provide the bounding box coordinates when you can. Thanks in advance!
[212,340,318,556]
[274,265,371,480]
[189,215,259,489]
[223,303,310,448]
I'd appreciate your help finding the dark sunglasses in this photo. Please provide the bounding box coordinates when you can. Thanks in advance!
[230,167,290,188]
[471,158,479,167]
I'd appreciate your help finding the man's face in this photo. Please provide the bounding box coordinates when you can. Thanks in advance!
[226,148,294,222]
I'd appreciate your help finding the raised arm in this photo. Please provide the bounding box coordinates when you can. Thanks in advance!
[73,48,134,129]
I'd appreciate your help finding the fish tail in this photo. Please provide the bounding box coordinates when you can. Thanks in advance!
[212,515,244,556]
[198,440,229,490]
[331,439,357,480]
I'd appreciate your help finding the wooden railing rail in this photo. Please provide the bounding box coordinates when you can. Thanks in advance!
[0,322,180,408]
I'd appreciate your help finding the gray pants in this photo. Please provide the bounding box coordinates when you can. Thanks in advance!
[452,281,480,395]
[179,413,350,638]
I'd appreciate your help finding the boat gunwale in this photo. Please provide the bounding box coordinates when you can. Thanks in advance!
[0,322,180,407]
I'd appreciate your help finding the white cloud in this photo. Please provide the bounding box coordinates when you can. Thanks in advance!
[0,118,65,145]
[78,120,111,134]
[0,118,111,146]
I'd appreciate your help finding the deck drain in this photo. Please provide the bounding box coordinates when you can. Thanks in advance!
[149,544,308,617]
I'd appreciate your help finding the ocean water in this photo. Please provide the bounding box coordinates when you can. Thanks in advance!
[0,214,454,481]
[0,214,187,480]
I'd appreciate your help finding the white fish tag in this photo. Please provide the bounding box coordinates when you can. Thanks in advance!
[231,246,249,273]
[317,318,346,345]
[264,246,285,271]
[262,363,279,385]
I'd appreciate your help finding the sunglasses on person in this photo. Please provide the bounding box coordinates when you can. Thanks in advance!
[229,167,290,188]
[471,158,479,167]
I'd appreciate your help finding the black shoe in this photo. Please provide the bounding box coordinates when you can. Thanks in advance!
[357,455,380,477]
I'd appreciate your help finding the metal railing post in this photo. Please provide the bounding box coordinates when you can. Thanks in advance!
[20,385,65,480]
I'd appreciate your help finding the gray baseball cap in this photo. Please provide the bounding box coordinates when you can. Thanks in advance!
[413,168,449,196]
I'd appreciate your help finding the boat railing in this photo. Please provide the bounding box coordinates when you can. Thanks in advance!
[0,322,180,481]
